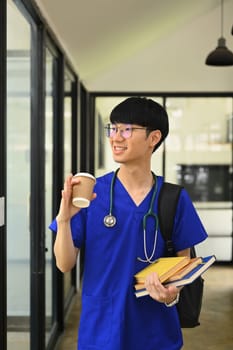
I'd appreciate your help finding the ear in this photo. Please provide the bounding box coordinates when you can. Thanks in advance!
[149,130,162,148]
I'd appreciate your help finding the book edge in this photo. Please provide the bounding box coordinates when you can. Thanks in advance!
[134,255,216,297]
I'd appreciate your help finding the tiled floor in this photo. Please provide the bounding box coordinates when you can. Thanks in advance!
[55,265,233,350]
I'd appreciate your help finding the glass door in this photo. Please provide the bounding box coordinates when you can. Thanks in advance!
[7,1,31,349]
[6,1,80,349]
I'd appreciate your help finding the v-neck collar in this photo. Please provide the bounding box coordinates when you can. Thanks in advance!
[114,174,156,209]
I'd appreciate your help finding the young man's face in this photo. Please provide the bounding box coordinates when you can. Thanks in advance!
[107,123,161,165]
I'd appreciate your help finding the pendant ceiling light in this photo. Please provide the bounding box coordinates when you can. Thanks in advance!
[205,0,233,66]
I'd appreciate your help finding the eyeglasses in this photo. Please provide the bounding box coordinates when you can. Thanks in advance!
[104,124,148,139]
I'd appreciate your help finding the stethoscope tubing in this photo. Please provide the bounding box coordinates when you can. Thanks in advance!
[103,169,159,263]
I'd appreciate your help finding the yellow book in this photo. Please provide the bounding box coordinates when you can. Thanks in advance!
[134,256,190,284]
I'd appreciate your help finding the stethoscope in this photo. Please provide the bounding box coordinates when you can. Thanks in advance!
[103,169,159,263]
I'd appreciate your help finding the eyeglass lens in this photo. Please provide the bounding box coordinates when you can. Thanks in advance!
[105,125,133,138]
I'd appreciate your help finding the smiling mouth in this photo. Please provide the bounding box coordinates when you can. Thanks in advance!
[113,146,127,152]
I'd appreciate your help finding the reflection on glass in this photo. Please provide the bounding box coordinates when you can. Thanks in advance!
[45,48,53,341]
[165,97,233,261]
[165,98,232,185]
[63,70,73,301]
[7,0,31,347]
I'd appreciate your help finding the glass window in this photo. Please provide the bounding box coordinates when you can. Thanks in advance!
[165,98,232,187]
[165,97,233,261]
[7,0,31,348]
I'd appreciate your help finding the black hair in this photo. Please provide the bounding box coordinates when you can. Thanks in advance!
[110,97,169,151]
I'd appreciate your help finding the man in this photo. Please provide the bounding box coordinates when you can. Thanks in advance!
[50,97,208,350]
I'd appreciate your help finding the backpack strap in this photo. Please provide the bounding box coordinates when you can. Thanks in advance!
[158,182,183,256]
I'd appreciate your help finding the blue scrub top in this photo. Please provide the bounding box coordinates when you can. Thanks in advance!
[50,172,208,350]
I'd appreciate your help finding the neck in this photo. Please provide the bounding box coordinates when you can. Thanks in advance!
[116,166,155,205]
[117,166,153,185]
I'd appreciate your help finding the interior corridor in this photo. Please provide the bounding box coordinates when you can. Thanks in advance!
[55,264,233,350]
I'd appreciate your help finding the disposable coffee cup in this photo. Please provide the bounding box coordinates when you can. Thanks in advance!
[72,172,96,208]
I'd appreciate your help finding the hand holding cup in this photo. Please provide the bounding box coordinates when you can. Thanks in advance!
[72,172,96,208]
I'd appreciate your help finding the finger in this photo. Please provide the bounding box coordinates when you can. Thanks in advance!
[63,176,74,198]
[63,178,69,192]
[145,272,163,289]
[71,176,81,185]
[144,273,164,298]
[145,273,179,302]
[91,193,97,201]
[165,285,180,295]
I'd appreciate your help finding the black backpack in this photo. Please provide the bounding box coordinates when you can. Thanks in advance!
[158,182,204,328]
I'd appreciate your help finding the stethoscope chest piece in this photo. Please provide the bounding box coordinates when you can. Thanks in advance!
[104,214,116,228]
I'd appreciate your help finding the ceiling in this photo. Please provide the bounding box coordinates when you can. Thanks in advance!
[34,0,233,92]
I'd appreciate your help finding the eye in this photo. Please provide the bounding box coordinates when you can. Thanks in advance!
[125,127,132,132]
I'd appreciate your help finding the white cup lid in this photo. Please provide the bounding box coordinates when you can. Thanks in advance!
[73,172,96,182]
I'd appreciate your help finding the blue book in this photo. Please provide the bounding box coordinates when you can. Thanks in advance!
[135,255,216,298]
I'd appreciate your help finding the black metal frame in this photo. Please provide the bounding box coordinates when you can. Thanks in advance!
[30,20,46,349]
[79,84,94,280]
[90,91,233,98]
[80,84,90,171]
[0,1,7,350]
[70,74,78,293]
[43,37,62,350]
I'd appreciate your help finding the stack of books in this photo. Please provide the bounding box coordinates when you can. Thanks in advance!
[134,255,216,298]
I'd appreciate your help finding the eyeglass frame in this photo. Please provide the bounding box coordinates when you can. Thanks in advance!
[104,123,153,139]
